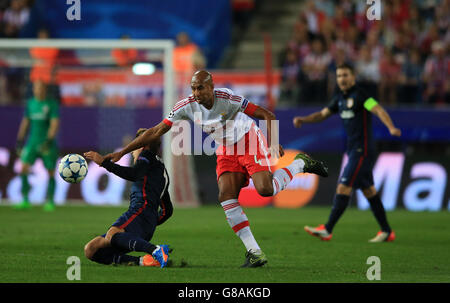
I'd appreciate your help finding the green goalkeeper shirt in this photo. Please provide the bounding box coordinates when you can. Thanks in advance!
[25,97,60,144]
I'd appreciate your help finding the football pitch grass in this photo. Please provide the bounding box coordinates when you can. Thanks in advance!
[1,204,449,283]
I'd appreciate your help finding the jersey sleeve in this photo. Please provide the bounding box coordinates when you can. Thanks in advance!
[356,89,378,111]
[101,150,153,181]
[327,95,339,114]
[223,89,257,116]
[163,99,188,127]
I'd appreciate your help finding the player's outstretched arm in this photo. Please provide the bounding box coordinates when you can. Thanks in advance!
[157,189,174,226]
[293,108,332,128]
[248,105,284,158]
[84,150,148,181]
[104,121,171,162]
[368,104,401,137]
[16,117,29,155]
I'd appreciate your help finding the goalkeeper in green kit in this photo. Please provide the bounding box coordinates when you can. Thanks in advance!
[14,80,60,211]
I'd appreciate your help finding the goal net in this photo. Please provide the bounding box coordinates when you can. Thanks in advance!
[0,39,200,207]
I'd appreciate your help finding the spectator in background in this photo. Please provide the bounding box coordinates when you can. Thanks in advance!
[332,5,350,33]
[2,0,29,38]
[301,0,326,36]
[29,28,59,84]
[173,32,206,76]
[378,47,401,106]
[434,0,449,36]
[111,35,139,68]
[290,18,312,62]
[355,45,380,98]
[423,40,450,105]
[301,37,331,104]
[399,48,423,104]
[279,48,300,106]
[365,30,384,62]
[419,23,440,60]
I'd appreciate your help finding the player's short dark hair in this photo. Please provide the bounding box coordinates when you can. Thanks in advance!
[135,127,161,153]
[135,128,147,138]
[336,63,355,74]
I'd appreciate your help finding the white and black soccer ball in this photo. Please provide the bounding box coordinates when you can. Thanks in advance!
[58,154,88,183]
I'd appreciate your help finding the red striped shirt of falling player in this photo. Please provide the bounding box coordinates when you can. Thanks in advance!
[105,70,329,267]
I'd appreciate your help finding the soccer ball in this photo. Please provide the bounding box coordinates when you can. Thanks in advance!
[58,154,88,183]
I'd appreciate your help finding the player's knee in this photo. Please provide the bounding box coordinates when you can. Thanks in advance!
[253,179,273,197]
[218,191,233,202]
[362,186,377,199]
[84,242,96,260]
[255,184,273,197]
[21,164,30,174]
[336,184,352,195]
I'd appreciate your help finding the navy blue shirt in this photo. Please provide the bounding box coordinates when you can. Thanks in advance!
[327,85,374,155]
[101,149,170,213]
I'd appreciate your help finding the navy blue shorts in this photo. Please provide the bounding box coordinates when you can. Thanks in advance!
[339,151,375,189]
[110,202,158,242]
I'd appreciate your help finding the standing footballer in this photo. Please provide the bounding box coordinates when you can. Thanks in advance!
[15,80,60,211]
[293,63,401,243]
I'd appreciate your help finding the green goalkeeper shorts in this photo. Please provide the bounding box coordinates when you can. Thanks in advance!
[20,141,59,170]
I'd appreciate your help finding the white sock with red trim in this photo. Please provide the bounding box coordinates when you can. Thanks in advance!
[272,159,305,196]
[221,199,261,252]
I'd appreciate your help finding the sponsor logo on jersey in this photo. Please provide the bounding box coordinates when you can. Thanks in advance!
[340,110,355,119]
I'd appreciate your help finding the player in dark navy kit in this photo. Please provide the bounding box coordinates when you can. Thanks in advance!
[83,128,173,267]
[293,63,401,243]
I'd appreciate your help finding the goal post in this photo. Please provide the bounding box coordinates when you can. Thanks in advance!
[0,38,200,207]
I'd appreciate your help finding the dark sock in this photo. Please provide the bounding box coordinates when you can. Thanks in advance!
[91,247,140,265]
[46,177,55,202]
[325,194,350,233]
[21,174,30,200]
[368,194,391,233]
[111,232,157,255]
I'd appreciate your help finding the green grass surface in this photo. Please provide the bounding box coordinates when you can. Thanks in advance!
[0,205,449,283]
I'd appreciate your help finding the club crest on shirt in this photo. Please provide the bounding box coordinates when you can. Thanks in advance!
[346,98,354,108]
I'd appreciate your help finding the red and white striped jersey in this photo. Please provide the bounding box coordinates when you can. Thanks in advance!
[163,88,258,145]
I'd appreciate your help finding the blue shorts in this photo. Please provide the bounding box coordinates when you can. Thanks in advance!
[110,201,158,242]
[339,150,375,189]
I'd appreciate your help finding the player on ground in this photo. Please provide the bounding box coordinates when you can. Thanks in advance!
[104,70,329,267]
[83,129,173,268]
[15,80,60,211]
[293,63,401,243]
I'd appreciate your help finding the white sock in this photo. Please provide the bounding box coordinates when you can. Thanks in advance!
[272,159,305,195]
[221,199,260,252]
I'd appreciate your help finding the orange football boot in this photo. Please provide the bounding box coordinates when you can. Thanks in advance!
[304,224,333,241]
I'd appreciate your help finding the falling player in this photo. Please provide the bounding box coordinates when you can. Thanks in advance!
[83,129,173,268]
[15,80,59,211]
[293,63,401,242]
[104,70,328,267]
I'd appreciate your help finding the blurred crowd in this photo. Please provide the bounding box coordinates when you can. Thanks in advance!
[278,0,450,107]
[0,0,31,38]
